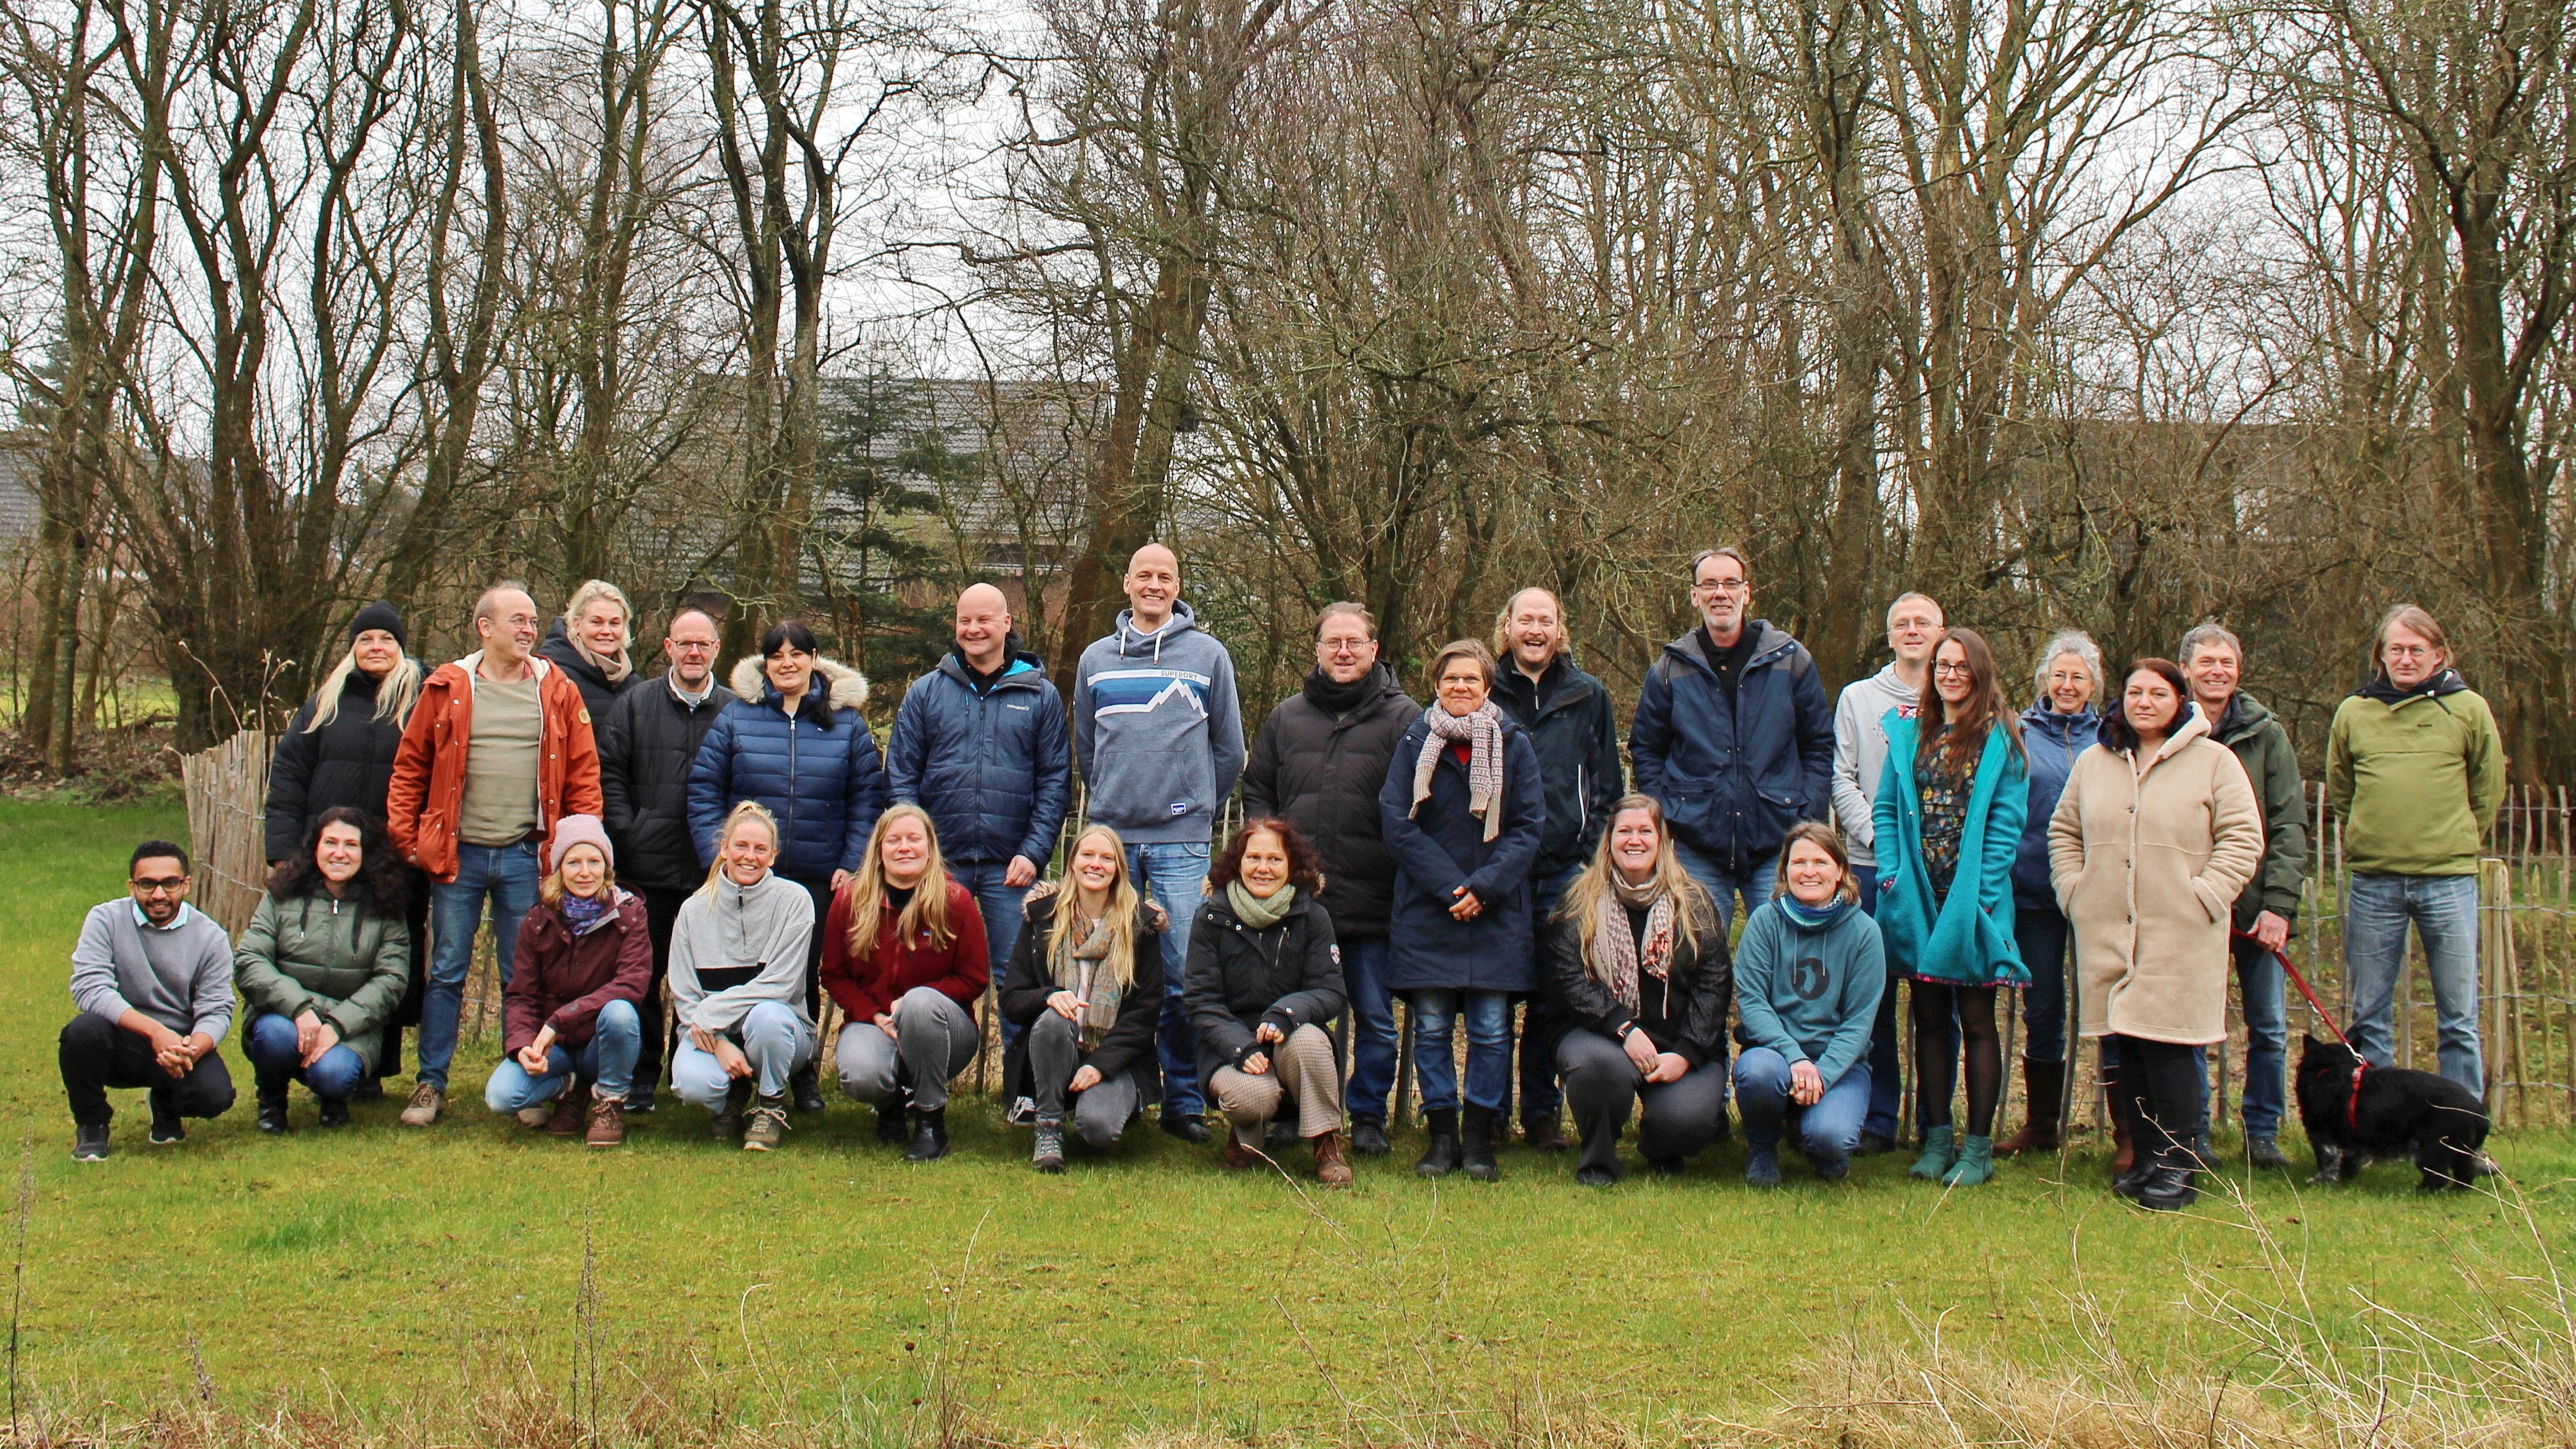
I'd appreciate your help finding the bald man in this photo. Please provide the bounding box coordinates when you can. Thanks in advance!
[887,583,1072,1071]
[1072,543,1246,1141]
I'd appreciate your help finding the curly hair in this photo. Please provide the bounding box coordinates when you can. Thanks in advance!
[265,807,411,917]
[1206,816,1327,898]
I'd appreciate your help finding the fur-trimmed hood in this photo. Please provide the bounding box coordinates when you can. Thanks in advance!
[728,655,869,715]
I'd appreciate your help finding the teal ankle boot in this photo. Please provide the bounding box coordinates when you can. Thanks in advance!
[1942,1133,1996,1186]
[1909,1125,1957,1180]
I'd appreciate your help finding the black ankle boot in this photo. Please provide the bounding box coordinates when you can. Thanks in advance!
[1416,1109,1461,1177]
[905,1106,950,1162]
[1460,1106,1502,1181]
[255,1091,290,1135]
[790,1064,826,1113]
[1349,1115,1390,1157]
[876,1102,909,1146]
[2136,1141,2199,1212]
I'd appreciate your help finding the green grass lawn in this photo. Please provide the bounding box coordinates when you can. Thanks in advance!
[0,796,2562,1443]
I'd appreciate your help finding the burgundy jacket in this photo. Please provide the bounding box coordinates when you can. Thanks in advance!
[504,890,650,1053]
[817,877,990,1023]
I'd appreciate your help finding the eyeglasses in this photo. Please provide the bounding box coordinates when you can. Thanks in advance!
[1931,662,1974,677]
[130,877,187,894]
[1692,578,1750,594]
[670,640,718,652]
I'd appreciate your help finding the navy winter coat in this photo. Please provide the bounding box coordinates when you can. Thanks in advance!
[2013,704,2099,909]
[1377,712,1547,993]
[1628,621,1834,872]
[1491,652,1625,877]
[884,648,1072,868]
[687,657,886,884]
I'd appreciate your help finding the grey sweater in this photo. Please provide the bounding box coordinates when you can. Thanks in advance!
[1831,665,1918,868]
[70,901,235,1043]
[1072,602,1245,844]
[667,871,814,1034]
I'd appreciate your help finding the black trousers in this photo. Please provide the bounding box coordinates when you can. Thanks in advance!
[59,1015,236,1127]
[638,884,697,1099]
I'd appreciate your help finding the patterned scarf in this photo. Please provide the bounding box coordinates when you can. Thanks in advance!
[1591,875,1676,1013]
[562,891,610,934]
[1413,700,1508,841]
[1778,895,1850,932]
[1051,909,1123,1049]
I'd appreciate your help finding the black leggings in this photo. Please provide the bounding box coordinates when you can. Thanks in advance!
[1913,983,2000,1135]
[2111,1035,2206,1159]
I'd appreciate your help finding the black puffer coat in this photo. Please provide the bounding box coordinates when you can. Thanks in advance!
[1183,891,1345,1088]
[538,618,639,719]
[264,666,416,863]
[1239,665,1419,941]
[599,673,739,892]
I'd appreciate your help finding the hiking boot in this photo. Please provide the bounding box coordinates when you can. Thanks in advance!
[1745,1143,1782,1186]
[1222,1132,1261,1170]
[2247,1134,2290,1170]
[546,1083,589,1138]
[1460,1106,1502,1181]
[71,1122,109,1162]
[1348,1115,1390,1157]
[1994,1059,2064,1157]
[585,1094,626,1148]
[256,1091,292,1136]
[1312,1130,1352,1188]
[399,1083,444,1127]
[741,1096,789,1151]
[1942,1133,1996,1186]
[1033,1119,1065,1173]
[1909,1125,1957,1180]
[1160,1110,1212,1144]
[2135,1143,2199,1212]
[1522,1110,1568,1152]
[711,1079,753,1140]
[905,1107,951,1162]
[316,1098,350,1129]
[1416,1109,1461,1178]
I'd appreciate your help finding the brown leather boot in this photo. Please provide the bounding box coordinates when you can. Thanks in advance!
[585,1093,626,1148]
[1311,1130,1353,1188]
[546,1080,591,1138]
[1994,1059,2064,1157]
[1223,1130,1261,1170]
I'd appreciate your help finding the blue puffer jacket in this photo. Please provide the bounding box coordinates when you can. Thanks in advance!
[2013,704,2099,909]
[885,646,1072,868]
[687,657,886,883]
[1628,621,1835,871]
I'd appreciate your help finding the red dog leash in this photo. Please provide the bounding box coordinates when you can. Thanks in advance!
[2233,931,2366,1135]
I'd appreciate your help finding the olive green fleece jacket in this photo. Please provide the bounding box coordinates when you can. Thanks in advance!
[2325,673,2506,877]
[2209,692,2307,929]
[232,890,413,1075]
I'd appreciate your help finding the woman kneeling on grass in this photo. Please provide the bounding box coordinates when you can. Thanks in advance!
[236,807,413,1133]
[1544,795,1731,1186]
[484,816,649,1147]
[999,824,1166,1172]
[669,802,818,1151]
[820,805,990,1163]
[1731,823,1885,1184]
[1184,819,1352,1186]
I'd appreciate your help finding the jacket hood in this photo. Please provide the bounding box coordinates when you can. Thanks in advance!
[2020,701,2099,741]
[449,650,558,686]
[1111,601,1202,660]
[937,644,1045,689]
[2357,667,2468,707]
[1664,618,1795,674]
[2123,704,2213,766]
[2210,689,2273,739]
[728,655,870,713]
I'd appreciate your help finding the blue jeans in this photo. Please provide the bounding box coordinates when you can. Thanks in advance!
[2344,872,2484,1095]
[244,1012,368,1101]
[2200,935,2289,1136]
[482,999,643,1110]
[1126,841,1212,1115]
[1340,938,1400,1122]
[1408,987,1512,1114]
[1672,841,1776,934]
[2014,905,2070,1065]
[953,860,1028,1050]
[1734,1046,1872,1163]
[420,840,543,1090]
[1516,862,1583,1119]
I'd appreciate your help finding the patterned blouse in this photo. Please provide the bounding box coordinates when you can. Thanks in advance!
[1917,726,1979,901]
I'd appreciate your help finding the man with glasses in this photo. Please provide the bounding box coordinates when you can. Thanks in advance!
[1241,601,1419,1154]
[598,605,737,1112]
[1630,546,1835,930]
[61,840,237,1159]
[387,581,604,1126]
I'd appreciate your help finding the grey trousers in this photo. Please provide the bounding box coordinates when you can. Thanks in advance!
[1557,1027,1729,1177]
[1209,1024,1342,1149]
[1026,1010,1142,1147]
[671,1001,817,1107]
[835,985,978,1112]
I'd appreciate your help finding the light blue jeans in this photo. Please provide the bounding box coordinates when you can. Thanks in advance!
[670,1001,818,1107]
[420,840,543,1090]
[1408,988,1514,1114]
[482,999,644,1110]
[1126,841,1212,1116]
[2344,872,2484,1094]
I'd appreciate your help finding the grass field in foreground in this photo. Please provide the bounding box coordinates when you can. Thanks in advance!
[0,795,2562,1442]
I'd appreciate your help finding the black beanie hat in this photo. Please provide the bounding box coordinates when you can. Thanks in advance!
[348,601,407,649]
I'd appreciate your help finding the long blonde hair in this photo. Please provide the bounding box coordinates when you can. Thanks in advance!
[1556,795,1711,982]
[1046,823,1144,991]
[697,801,779,900]
[305,646,422,733]
[842,804,956,958]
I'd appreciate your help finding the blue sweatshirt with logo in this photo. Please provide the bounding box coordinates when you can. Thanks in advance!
[1072,602,1245,844]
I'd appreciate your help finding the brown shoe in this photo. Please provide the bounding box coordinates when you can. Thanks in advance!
[1994,1059,2064,1158]
[398,1083,443,1127]
[546,1082,589,1137]
[1311,1130,1353,1188]
[585,1094,626,1147]
[1222,1133,1261,1170]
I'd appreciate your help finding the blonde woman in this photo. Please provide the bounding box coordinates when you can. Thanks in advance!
[819,805,989,1161]
[999,824,1168,1171]
[668,802,817,1151]
[1541,795,1731,1186]
[540,579,641,716]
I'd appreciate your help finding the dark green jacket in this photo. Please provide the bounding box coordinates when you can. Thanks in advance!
[2209,692,2307,930]
[233,890,412,1074]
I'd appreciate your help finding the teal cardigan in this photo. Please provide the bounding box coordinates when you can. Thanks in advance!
[1869,710,2029,987]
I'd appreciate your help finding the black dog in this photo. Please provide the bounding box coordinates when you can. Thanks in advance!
[2295,1035,2489,1190]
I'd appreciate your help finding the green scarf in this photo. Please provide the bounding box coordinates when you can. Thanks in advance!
[1225,880,1298,929]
